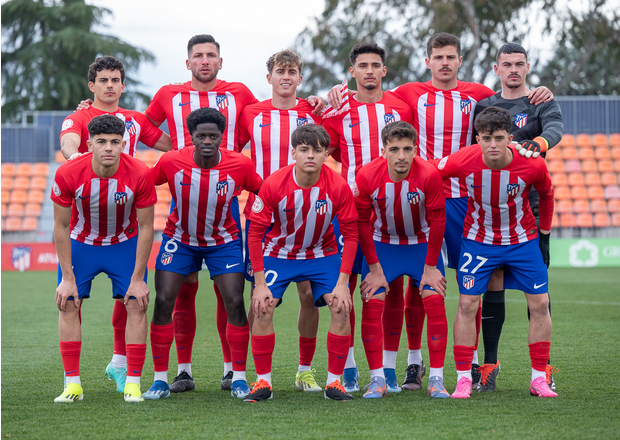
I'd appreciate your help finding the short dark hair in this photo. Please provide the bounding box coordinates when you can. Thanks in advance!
[186,107,227,135]
[474,107,512,135]
[87,114,125,137]
[291,125,330,149]
[187,34,220,55]
[426,33,461,58]
[88,56,125,83]
[266,50,303,75]
[349,43,386,65]
[381,121,418,146]
[496,43,528,62]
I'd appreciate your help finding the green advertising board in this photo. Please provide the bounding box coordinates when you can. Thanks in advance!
[550,238,620,268]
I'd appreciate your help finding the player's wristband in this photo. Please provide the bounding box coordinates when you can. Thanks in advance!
[533,137,549,153]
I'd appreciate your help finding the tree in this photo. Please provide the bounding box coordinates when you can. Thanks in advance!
[1,0,155,122]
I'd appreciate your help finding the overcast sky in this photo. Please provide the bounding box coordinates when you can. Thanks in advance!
[93,0,325,103]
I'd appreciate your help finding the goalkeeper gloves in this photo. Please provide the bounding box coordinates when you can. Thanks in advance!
[539,232,550,268]
[516,136,548,158]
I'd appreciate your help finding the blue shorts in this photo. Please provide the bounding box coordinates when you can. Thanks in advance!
[333,216,364,274]
[262,254,341,307]
[361,241,445,294]
[445,197,468,269]
[457,237,548,296]
[168,196,241,272]
[155,234,244,278]
[57,235,146,300]
[243,219,273,282]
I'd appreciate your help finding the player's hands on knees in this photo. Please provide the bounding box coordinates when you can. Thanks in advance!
[419,265,447,298]
[75,99,93,112]
[327,85,343,108]
[307,96,326,115]
[56,279,80,312]
[251,284,274,317]
[528,86,553,104]
[360,269,389,302]
[126,279,150,312]
[328,282,352,315]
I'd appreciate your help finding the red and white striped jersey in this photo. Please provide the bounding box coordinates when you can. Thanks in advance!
[145,80,258,151]
[435,145,554,245]
[249,164,357,261]
[354,156,445,245]
[152,147,262,247]
[238,99,323,178]
[391,81,494,198]
[60,106,164,157]
[323,92,414,185]
[51,153,157,246]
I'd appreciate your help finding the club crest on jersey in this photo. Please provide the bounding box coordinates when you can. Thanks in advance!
[114,192,127,205]
[515,113,528,128]
[216,180,229,196]
[160,252,173,266]
[507,183,520,196]
[125,120,136,136]
[384,114,395,124]
[296,117,309,126]
[11,246,32,272]
[407,191,421,205]
[315,199,328,215]
[463,275,475,290]
[216,95,229,110]
[460,99,472,115]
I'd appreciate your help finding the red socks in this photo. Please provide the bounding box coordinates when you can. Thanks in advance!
[529,341,551,372]
[251,333,275,375]
[362,299,384,370]
[214,283,232,363]
[150,322,173,372]
[173,281,198,364]
[126,343,146,378]
[327,332,350,376]
[405,280,425,350]
[59,341,81,376]
[348,273,357,348]
[226,323,249,372]
[453,345,475,371]
[383,277,404,351]
[299,336,317,367]
[423,295,448,369]
[112,301,127,356]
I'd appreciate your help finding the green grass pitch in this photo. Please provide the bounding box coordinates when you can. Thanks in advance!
[2,268,619,439]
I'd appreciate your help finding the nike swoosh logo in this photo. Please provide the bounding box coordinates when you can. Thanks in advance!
[470,185,483,188]
[180,182,191,186]
[179,102,191,107]
[66,370,76,374]
[374,197,388,201]
[259,123,272,128]
[349,121,361,128]
[481,316,494,320]
[456,361,468,364]
[133,370,142,374]
[534,282,547,289]
[226,263,240,269]
[176,346,187,350]
[406,325,418,328]
[153,355,163,359]
[235,360,246,364]
[338,355,346,359]
[362,338,376,342]
[79,195,90,199]
[283,208,295,212]
[431,334,446,340]
[253,357,261,360]
[424,103,437,107]
[390,332,400,335]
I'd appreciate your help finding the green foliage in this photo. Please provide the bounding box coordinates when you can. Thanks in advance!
[2,268,619,438]
[1,0,155,122]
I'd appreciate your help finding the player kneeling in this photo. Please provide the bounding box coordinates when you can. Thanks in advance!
[52,115,156,403]
[433,107,556,399]
[245,125,358,402]
[354,121,450,398]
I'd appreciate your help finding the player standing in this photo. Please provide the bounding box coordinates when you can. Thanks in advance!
[432,107,556,399]
[323,43,414,393]
[244,125,358,402]
[237,50,325,393]
[52,115,156,403]
[143,107,262,400]
[473,43,563,392]
[355,121,450,398]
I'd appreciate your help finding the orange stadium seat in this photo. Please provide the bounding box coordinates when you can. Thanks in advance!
[612,213,620,227]
[554,186,570,200]
[588,185,605,200]
[562,147,578,160]
[551,172,568,186]
[3,216,22,232]
[595,146,611,159]
[9,190,27,204]
[26,190,45,204]
[154,216,167,231]
[141,150,160,166]
[585,172,601,186]
[560,213,575,228]
[572,199,590,213]
[564,159,581,173]
[598,160,613,172]
[1,203,6,218]
[551,213,560,228]
[544,147,561,160]
[559,134,575,148]
[32,163,49,177]
[555,199,573,213]
[576,134,591,148]
[31,176,47,191]
[548,160,565,174]
[571,185,587,200]
[614,159,620,173]
[154,201,171,217]
[13,177,30,190]
[21,216,37,231]
[15,163,32,177]
[601,172,618,186]
[2,163,16,178]
[567,172,584,186]
[609,133,620,147]
[592,134,608,147]
[1,190,10,205]
[55,150,66,163]
[6,204,24,217]
[604,185,620,199]
[608,199,620,213]
[156,187,172,204]
[2,177,14,190]
[576,213,593,228]
[24,202,42,217]
[581,159,597,173]
[593,213,610,228]
[578,147,594,160]
[591,199,607,213]
[611,147,620,159]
